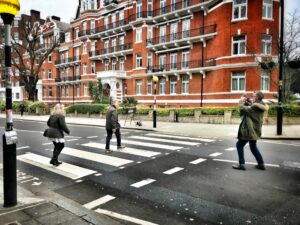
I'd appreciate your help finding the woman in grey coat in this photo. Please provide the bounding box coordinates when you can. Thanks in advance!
[44,104,70,166]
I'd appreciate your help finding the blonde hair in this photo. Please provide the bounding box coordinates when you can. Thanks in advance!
[52,104,65,116]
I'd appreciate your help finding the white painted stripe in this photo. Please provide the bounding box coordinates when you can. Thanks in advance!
[189,158,207,164]
[163,167,184,175]
[129,136,200,146]
[225,147,236,151]
[261,140,300,147]
[17,146,30,150]
[83,195,115,209]
[146,133,215,142]
[209,152,223,157]
[42,142,52,145]
[82,142,161,157]
[213,159,280,167]
[112,140,182,150]
[17,153,96,180]
[66,139,78,142]
[95,209,158,225]
[131,178,156,188]
[67,136,82,139]
[87,136,98,139]
[63,147,133,167]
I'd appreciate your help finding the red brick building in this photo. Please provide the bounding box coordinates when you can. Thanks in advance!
[5,0,280,107]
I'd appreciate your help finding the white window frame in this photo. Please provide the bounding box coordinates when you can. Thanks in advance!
[147,53,153,70]
[261,34,272,55]
[104,16,109,29]
[147,26,153,44]
[137,0,143,18]
[160,0,166,15]
[91,19,95,33]
[182,19,190,38]
[48,87,53,97]
[136,27,142,43]
[91,62,96,74]
[136,53,142,68]
[119,10,124,26]
[83,42,87,54]
[159,25,166,43]
[261,71,270,92]
[76,66,80,76]
[182,75,189,94]
[105,60,109,71]
[112,13,116,28]
[75,47,80,60]
[231,71,246,92]
[75,29,79,39]
[83,21,87,35]
[147,79,152,95]
[170,53,177,70]
[48,69,52,79]
[181,51,190,69]
[147,0,153,17]
[84,84,89,96]
[171,0,177,11]
[232,0,247,21]
[232,35,246,55]
[112,38,117,52]
[83,63,87,74]
[112,59,117,71]
[170,77,177,95]
[120,58,125,71]
[159,79,166,95]
[104,40,109,54]
[263,0,273,20]
[136,80,142,95]
[159,54,166,71]
[170,22,178,41]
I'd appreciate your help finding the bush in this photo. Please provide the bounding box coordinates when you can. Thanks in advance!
[176,108,195,116]
[157,108,170,116]
[137,108,151,115]
[201,107,226,115]
[121,97,138,108]
[0,101,5,111]
[268,104,300,117]
[66,104,109,115]
[27,101,47,113]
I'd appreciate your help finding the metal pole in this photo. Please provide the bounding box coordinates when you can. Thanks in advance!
[1,13,17,207]
[153,83,156,128]
[277,0,284,135]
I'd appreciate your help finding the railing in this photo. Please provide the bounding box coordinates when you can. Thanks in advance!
[128,11,150,22]
[89,42,133,57]
[147,59,216,72]
[147,25,217,45]
[55,75,81,83]
[55,56,81,65]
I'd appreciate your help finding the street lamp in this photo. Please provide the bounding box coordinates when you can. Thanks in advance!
[152,76,158,128]
[0,0,20,207]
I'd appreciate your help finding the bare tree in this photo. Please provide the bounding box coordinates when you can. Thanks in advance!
[11,16,61,101]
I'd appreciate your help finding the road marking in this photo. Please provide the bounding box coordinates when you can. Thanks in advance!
[87,136,98,139]
[83,195,115,209]
[63,147,133,167]
[42,142,52,145]
[209,152,223,157]
[82,142,161,157]
[17,146,30,150]
[112,140,182,150]
[94,173,102,176]
[225,147,236,151]
[146,133,215,142]
[95,209,158,225]
[213,159,280,167]
[129,136,200,146]
[163,167,184,175]
[131,178,156,188]
[17,153,96,180]
[261,140,300,147]
[66,139,78,142]
[189,158,207,164]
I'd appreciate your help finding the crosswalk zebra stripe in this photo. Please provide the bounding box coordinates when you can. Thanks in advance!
[17,146,30,150]
[209,152,223,157]
[82,142,161,158]
[83,195,115,209]
[129,136,200,146]
[112,140,182,150]
[87,136,98,138]
[95,209,158,225]
[225,147,236,151]
[63,147,134,167]
[189,158,207,164]
[131,178,156,188]
[163,167,184,175]
[146,133,215,142]
[17,153,96,180]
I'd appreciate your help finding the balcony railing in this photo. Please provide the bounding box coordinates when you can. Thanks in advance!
[89,42,133,57]
[55,56,81,65]
[147,25,217,46]
[55,75,81,83]
[147,59,216,72]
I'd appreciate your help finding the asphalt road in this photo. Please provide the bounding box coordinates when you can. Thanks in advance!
[0,119,299,225]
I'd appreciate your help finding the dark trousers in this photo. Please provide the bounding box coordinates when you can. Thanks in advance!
[236,139,264,165]
[52,142,64,161]
[105,128,121,150]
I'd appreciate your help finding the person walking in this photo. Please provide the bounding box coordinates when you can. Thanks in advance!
[105,100,125,154]
[20,103,25,116]
[44,104,70,166]
[232,91,269,171]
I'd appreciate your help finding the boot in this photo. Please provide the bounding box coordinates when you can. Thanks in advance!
[50,149,60,166]
[55,145,64,165]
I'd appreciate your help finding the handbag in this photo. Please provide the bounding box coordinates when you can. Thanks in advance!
[43,128,49,137]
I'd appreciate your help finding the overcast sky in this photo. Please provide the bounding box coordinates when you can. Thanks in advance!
[19,0,299,23]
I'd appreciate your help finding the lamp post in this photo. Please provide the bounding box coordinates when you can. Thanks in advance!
[152,76,158,128]
[0,0,20,207]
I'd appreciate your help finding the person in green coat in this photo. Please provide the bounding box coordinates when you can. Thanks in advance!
[232,91,269,171]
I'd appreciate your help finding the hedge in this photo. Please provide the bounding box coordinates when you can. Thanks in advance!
[66,104,109,114]
[268,104,300,117]
[27,101,47,113]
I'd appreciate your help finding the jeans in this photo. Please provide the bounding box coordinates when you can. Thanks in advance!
[236,139,264,165]
[105,128,121,150]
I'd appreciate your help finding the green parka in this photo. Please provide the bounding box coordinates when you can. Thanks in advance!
[238,101,269,141]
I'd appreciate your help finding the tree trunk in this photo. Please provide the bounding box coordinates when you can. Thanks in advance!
[28,89,35,102]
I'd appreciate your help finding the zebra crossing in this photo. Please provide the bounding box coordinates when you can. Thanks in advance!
[16,133,217,181]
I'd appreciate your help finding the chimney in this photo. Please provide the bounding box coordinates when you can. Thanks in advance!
[51,16,60,21]
[30,10,40,20]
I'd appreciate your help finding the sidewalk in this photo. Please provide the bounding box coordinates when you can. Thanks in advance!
[2,114,300,140]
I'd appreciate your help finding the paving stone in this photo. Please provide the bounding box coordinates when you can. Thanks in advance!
[23,203,59,218]
[21,219,43,225]
[0,211,31,224]
[59,218,91,225]
[35,209,78,225]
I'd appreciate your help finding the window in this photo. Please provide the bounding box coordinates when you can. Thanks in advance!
[147,53,153,71]
[159,79,166,95]
[136,53,142,68]
[112,59,116,71]
[159,55,166,71]
[160,0,166,15]
[119,36,125,50]
[182,19,190,38]
[147,26,153,44]
[83,42,87,54]
[147,0,153,17]
[137,0,142,18]
[91,62,96,74]
[83,63,87,74]
[16,93,20,99]
[104,40,109,54]
[91,19,95,33]
[76,66,80,76]
[112,38,116,52]
[65,32,70,42]
[231,71,245,92]
[48,69,52,79]
[170,53,177,70]
[263,0,272,19]
[261,71,270,91]
[48,54,52,62]
[233,0,247,20]
[75,47,80,60]
[83,21,87,35]
[181,51,190,69]
[159,26,166,43]
[104,16,109,29]
[90,41,95,56]
[49,87,53,97]
[136,80,142,95]
[261,34,272,55]
[136,27,142,43]
[75,29,79,39]
[112,13,116,28]
[182,75,189,94]
[91,0,96,9]
[120,58,125,71]
[15,69,19,76]
[232,35,246,55]
[84,84,89,96]
[170,77,177,94]
[66,86,69,97]
[77,85,80,97]
[66,68,69,77]
[170,23,178,41]
[105,60,109,71]
[147,79,152,95]
[119,10,124,26]
[171,0,177,11]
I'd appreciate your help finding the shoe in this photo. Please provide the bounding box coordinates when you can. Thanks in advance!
[232,164,246,170]
[105,149,113,154]
[255,164,266,170]
[117,146,125,150]
[50,159,59,167]
[56,160,62,165]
